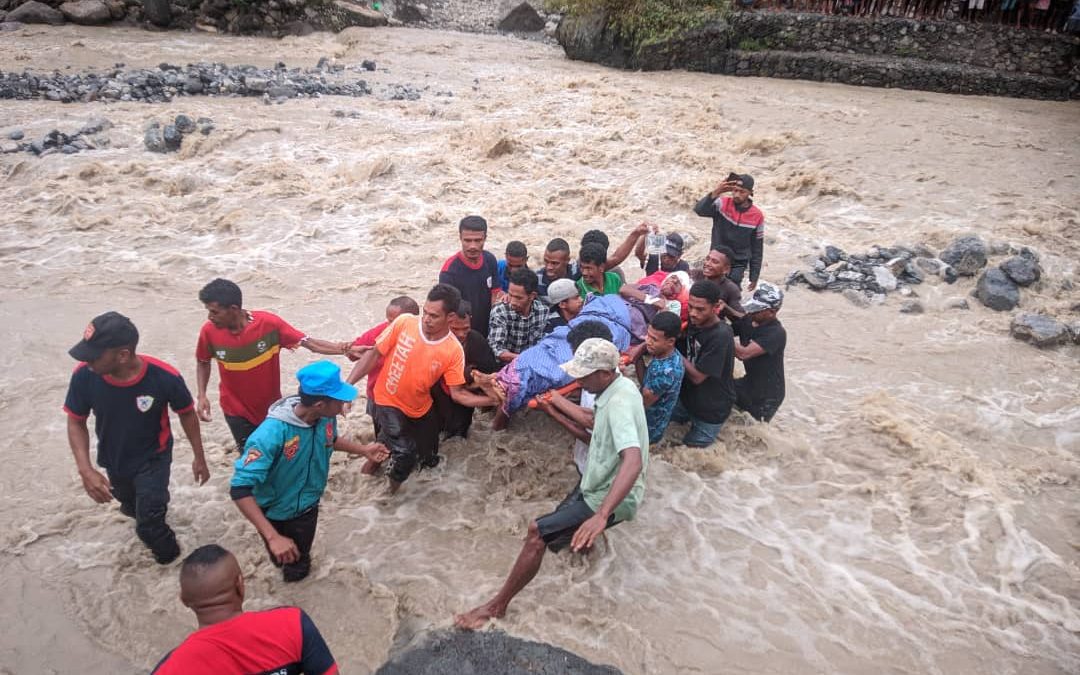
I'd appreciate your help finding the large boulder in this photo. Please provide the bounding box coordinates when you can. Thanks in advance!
[142,0,170,26]
[60,0,111,25]
[394,1,430,23]
[332,0,389,27]
[375,630,621,674]
[8,1,65,24]
[939,235,988,277]
[1010,313,1069,348]
[497,1,545,32]
[974,268,1020,311]
[999,249,1042,287]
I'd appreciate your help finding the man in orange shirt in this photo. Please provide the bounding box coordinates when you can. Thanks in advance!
[348,284,500,492]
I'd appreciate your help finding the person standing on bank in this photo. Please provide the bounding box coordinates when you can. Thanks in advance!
[454,338,649,630]
[64,311,210,565]
[733,282,787,423]
[230,361,389,582]
[672,281,737,447]
[196,278,357,453]
[439,215,501,337]
[694,173,766,289]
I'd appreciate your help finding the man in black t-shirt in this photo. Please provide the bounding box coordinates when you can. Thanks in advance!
[672,281,736,447]
[701,246,745,323]
[432,301,502,439]
[536,237,582,303]
[734,282,787,422]
[63,312,210,564]
[439,215,501,337]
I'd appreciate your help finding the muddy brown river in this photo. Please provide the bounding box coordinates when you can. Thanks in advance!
[1,22,1078,675]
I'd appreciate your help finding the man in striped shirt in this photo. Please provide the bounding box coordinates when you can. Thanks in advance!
[196,278,356,452]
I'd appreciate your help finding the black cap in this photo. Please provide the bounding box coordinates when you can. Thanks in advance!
[737,174,755,192]
[665,233,685,257]
[69,311,139,362]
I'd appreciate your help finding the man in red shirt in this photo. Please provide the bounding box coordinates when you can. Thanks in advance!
[346,295,420,444]
[195,278,357,452]
[153,544,337,674]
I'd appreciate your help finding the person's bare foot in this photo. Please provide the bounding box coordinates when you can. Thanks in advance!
[453,602,504,630]
[361,459,382,475]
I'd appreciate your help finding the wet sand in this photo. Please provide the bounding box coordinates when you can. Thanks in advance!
[1,23,1079,674]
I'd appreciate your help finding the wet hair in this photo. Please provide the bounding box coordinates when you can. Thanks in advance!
[388,296,420,315]
[581,229,609,252]
[508,267,538,295]
[578,242,608,267]
[546,238,570,254]
[710,245,736,263]
[427,283,462,315]
[505,241,528,259]
[459,215,488,233]
[567,320,613,352]
[181,544,230,574]
[689,280,722,305]
[650,311,682,339]
[454,300,473,319]
[198,278,242,309]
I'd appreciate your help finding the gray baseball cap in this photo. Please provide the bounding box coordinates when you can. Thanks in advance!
[742,281,783,313]
[560,338,619,379]
[547,278,579,305]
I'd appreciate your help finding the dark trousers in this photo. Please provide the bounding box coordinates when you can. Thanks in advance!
[263,504,319,582]
[225,414,259,453]
[728,262,748,287]
[734,379,782,422]
[374,404,441,484]
[109,452,178,564]
[431,383,474,440]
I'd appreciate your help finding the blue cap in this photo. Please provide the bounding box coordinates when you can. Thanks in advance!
[296,361,357,402]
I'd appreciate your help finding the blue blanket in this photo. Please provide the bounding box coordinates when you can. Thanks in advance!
[496,295,632,415]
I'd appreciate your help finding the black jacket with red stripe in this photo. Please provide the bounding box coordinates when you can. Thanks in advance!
[695,194,766,283]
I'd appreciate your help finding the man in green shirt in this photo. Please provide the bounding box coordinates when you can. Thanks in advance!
[454,337,649,630]
[576,242,623,298]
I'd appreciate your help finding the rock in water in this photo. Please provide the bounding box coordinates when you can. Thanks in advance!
[394,1,431,23]
[497,1,545,32]
[974,268,1020,311]
[823,245,846,264]
[939,235,988,276]
[1010,313,1069,348]
[842,288,869,308]
[871,266,898,292]
[142,0,171,27]
[144,124,167,153]
[162,124,182,150]
[60,0,111,25]
[174,114,195,134]
[899,300,924,314]
[8,1,66,25]
[375,630,621,675]
[999,250,1042,287]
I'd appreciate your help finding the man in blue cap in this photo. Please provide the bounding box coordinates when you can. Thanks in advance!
[230,360,389,582]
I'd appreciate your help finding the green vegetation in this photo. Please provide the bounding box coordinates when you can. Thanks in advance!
[548,0,730,50]
[737,37,766,52]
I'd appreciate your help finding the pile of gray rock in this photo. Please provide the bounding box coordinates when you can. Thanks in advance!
[143,114,212,153]
[1,117,111,156]
[0,61,380,104]
[788,234,1078,349]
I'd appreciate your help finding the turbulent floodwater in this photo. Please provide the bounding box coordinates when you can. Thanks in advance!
[1,23,1079,675]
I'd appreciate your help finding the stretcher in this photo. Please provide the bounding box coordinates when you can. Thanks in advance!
[526,352,634,409]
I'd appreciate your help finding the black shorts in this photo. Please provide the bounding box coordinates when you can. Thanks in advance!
[535,487,619,553]
[374,403,441,484]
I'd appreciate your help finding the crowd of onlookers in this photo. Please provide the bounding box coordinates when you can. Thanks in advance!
[745,0,1080,31]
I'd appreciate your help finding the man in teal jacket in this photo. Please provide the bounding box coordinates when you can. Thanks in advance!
[230,360,388,582]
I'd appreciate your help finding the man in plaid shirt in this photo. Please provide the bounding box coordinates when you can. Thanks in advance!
[489,268,550,363]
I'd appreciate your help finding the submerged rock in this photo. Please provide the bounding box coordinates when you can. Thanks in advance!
[375,630,621,675]
[1010,313,1069,348]
[974,268,1020,311]
[939,234,988,276]
[60,0,111,25]
[8,1,65,25]
[999,250,1041,287]
[498,1,545,32]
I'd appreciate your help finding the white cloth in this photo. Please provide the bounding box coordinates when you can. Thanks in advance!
[572,390,595,475]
